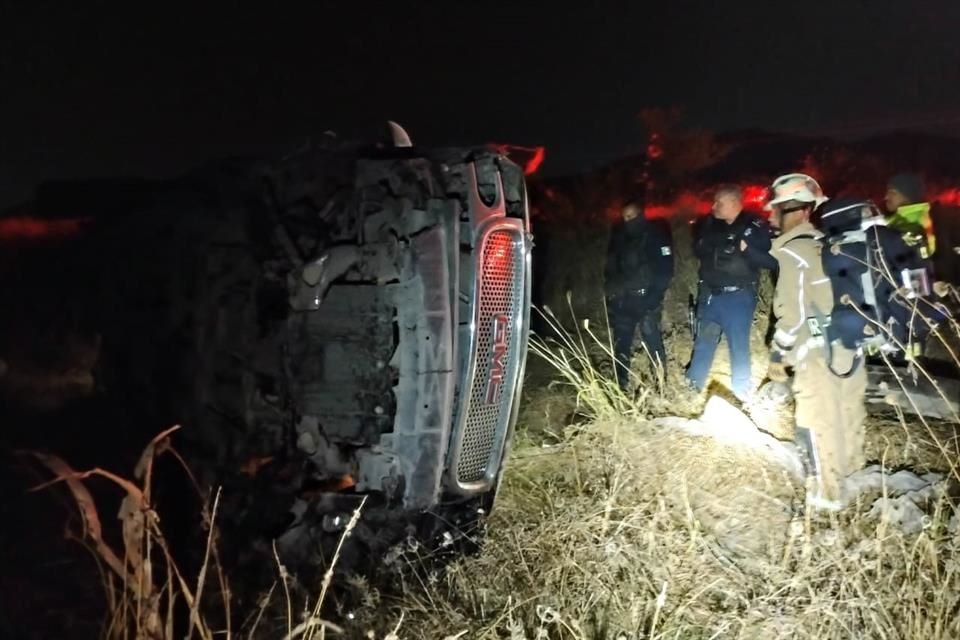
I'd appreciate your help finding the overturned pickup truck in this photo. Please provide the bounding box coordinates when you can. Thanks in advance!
[0,123,534,571]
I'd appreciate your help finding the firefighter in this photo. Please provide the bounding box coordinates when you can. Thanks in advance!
[604,199,674,390]
[686,184,775,403]
[884,172,959,290]
[765,173,866,511]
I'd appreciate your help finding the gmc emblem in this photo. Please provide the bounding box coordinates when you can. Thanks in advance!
[484,314,510,405]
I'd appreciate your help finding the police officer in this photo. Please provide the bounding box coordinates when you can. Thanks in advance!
[766,173,866,511]
[884,173,936,261]
[604,199,674,390]
[885,172,959,291]
[686,184,775,402]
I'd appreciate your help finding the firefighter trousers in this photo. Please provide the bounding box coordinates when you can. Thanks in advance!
[793,342,867,502]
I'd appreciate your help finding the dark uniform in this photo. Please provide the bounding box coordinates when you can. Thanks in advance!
[686,211,775,401]
[604,215,674,389]
[931,202,960,287]
[884,173,956,287]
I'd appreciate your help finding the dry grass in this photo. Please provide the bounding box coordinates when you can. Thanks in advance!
[24,426,233,640]
[373,415,960,640]
[368,319,960,639]
[23,427,358,640]
[26,350,960,640]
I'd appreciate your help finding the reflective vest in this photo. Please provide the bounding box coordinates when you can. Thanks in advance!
[887,202,936,259]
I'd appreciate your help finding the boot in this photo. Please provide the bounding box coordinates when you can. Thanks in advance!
[795,427,846,511]
[805,476,845,512]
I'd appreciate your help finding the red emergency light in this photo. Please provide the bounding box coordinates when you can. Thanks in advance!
[489,143,546,176]
[0,217,91,240]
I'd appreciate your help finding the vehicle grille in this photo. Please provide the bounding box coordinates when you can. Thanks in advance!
[456,227,523,484]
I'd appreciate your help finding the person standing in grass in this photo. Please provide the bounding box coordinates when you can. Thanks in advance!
[884,172,959,291]
[604,198,674,391]
[764,173,866,511]
[686,184,776,403]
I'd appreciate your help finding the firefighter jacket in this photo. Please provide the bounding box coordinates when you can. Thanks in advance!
[769,222,835,366]
[693,211,776,292]
[604,216,674,298]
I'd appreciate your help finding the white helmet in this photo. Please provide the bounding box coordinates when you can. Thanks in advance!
[764,173,828,211]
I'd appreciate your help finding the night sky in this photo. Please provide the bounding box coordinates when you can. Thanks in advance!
[3,1,960,208]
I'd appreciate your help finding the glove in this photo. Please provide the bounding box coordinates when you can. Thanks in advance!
[933,280,950,298]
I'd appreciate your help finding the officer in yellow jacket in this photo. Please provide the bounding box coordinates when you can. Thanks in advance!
[884,173,935,259]
[764,173,867,511]
[885,172,959,290]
